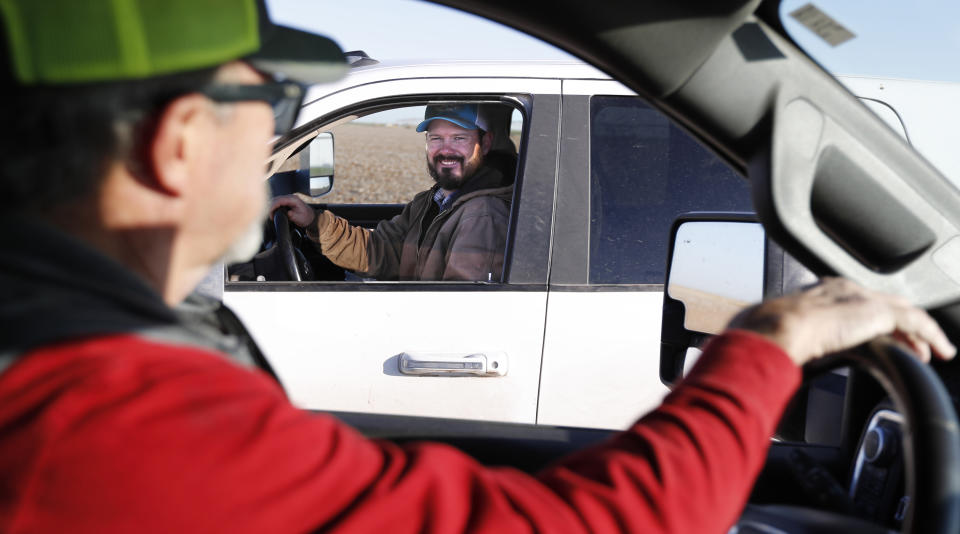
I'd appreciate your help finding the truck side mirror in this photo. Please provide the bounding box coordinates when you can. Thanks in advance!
[267,132,335,198]
[308,132,335,197]
[659,214,816,387]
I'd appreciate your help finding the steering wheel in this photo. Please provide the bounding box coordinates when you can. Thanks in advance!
[272,210,303,281]
[737,338,960,533]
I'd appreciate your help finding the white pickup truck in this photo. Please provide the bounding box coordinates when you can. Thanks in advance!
[217,58,960,430]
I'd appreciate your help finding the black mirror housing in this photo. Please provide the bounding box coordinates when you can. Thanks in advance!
[659,212,816,387]
[268,132,335,198]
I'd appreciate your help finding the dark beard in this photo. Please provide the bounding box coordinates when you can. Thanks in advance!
[427,154,468,190]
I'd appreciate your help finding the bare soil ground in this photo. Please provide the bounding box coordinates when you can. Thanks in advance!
[668,284,752,334]
[322,123,434,204]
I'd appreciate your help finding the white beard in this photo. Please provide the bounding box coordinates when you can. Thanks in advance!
[218,217,264,265]
[190,186,269,299]
[218,182,269,266]
[217,182,270,265]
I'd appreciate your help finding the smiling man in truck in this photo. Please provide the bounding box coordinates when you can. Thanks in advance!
[271,103,514,282]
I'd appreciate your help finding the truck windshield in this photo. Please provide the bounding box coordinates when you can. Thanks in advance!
[780,0,960,186]
[780,1,960,82]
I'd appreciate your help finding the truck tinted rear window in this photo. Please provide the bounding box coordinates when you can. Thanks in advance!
[589,96,752,284]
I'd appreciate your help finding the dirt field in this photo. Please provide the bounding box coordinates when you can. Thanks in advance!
[322,123,431,204]
[668,284,753,334]
[318,122,521,204]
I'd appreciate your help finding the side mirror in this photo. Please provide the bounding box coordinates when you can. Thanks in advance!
[659,214,817,387]
[267,132,335,198]
[307,132,335,197]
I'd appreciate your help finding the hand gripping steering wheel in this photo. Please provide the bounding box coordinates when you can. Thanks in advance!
[737,338,960,533]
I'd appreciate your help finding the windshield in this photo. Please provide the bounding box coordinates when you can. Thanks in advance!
[780,1,960,185]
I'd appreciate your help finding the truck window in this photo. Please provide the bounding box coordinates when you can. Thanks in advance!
[588,95,752,284]
[232,100,526,285]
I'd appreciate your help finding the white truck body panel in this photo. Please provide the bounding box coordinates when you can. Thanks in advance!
[226,290,548,424]
[537,291,668,429]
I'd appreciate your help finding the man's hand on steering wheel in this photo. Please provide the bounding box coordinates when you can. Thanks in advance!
[730,277,956,366]
[263,194,318,281]
[270,194,317,229]
[729,278,960,534]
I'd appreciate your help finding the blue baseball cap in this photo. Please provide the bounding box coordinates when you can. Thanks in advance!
[416,103,488,132]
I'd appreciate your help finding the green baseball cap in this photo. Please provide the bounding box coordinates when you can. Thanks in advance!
[0,0,347,85]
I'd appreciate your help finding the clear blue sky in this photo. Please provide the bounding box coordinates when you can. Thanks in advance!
[266,0,577,63]
[781,0,960,82]
[267,1,960,83]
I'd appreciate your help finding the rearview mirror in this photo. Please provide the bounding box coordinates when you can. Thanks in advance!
[659,214,816,387]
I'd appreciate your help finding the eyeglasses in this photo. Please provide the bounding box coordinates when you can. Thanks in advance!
[200,81,306,136]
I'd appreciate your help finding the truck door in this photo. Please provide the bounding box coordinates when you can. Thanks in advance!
[537,79,754,429]
[225,76,561,424]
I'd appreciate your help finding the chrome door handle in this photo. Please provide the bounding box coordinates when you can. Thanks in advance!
[398,352,508,377]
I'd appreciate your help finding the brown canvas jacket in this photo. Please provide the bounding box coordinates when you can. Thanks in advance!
[313,166,512,281]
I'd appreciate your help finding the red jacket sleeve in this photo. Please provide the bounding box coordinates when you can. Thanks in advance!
[0,330,800,534]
